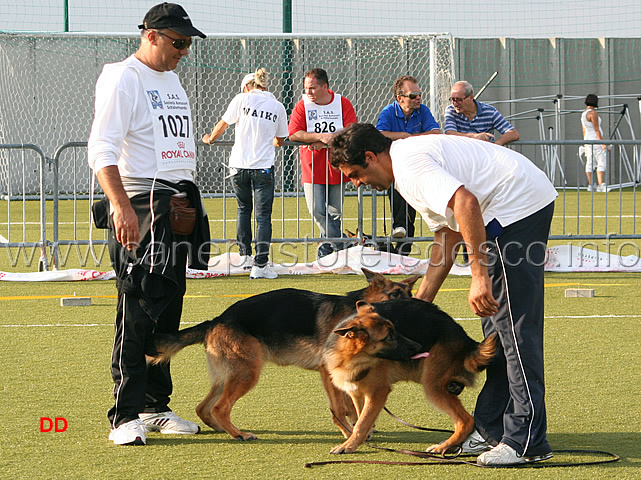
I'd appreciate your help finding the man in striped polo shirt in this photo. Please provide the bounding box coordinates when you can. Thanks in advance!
[444,80,519,146]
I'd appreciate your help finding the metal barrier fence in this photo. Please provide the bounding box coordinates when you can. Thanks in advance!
[0,144,49,270]
[2,139,641,271]
[509,139,641,240]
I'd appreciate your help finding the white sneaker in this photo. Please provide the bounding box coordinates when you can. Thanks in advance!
[239,255,253,270]
[596,184,607,192]
[477,442,553,466]
[586,184,594,192]
[250,264,278,279]
[459,429,491,454]
[391,226,407,238]
[139,412,200,435]
[109,418,146,445]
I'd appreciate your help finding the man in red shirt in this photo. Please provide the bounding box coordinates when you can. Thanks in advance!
[288,68,357,257]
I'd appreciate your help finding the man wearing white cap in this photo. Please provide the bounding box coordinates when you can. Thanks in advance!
[203,68,288,279]
[88,3,209,445]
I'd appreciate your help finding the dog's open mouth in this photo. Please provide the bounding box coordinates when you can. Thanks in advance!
[411,352,430,360]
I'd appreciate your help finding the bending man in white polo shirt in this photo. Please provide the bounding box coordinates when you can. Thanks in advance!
[330,123,557,467]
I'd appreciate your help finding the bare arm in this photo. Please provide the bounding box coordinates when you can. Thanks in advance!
[202,119,229,144]
[449,186,499,316]
[380,129,441,141]
[445,130,495,142]
[495,128,520,146]
[415,226,461,302]
[95,166,139,251]
[380,131,410,140]
[288,130,334,145]
[273,136,286,148]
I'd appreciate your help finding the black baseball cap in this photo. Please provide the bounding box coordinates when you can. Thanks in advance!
[138,3,206,38]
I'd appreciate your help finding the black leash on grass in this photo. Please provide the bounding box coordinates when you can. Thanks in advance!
[306,408,621,469]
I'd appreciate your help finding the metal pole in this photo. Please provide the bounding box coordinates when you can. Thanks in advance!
[282,0,292,33]
[475,71,498,100]
[429,36,437,116]
[281,0,294,192]
[64,0,69,32]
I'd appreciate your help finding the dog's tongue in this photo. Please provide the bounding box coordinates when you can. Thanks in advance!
[411,352,430,360]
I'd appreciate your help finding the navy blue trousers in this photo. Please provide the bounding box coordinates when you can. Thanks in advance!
[475,202,554,457]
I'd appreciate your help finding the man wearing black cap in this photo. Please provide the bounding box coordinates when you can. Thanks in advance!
[88,3,209,446]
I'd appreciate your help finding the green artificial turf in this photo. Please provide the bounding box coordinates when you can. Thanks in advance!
[1,272,640,479]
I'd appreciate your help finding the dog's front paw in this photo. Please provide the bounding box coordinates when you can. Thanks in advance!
[426,443,447,455]
[235,432,258,441]
[330,442,357,454]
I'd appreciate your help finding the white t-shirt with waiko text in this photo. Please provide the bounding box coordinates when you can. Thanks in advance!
[222,89,288,169]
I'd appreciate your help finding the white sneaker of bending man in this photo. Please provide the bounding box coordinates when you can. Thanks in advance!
[458,429,491,454]
[139,412,200,434]
[477,442,553,466]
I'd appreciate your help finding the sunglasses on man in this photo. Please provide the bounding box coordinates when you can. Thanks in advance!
[154,30,192,50]
[399,91,422,100]
[450,94,470,103]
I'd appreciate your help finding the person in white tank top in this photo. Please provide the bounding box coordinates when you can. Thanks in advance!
[581,94,607,191]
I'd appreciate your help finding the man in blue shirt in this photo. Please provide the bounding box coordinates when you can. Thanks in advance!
[376,75,441,254]
[445,80,519,146]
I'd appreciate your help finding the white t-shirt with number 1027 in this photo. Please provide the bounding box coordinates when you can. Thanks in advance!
[88,55,195,183]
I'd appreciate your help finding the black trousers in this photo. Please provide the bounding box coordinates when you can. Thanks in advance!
[106,209,188,429]
[388,188,416,236]
[388,188,416,255]
[475,202,554,457]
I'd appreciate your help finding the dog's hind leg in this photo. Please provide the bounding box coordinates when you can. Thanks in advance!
[208,338,264,441]
[343,392,358,428]
[196,383,225,432]
[421,349,475,455]
[320,366,354,438]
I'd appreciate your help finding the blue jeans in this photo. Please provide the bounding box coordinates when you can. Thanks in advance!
[303,182,344,247]
[231,168,274,267]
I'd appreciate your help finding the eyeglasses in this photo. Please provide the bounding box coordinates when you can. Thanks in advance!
[399,91,422,100]
[450,95,470,103]
[154,30,192,50]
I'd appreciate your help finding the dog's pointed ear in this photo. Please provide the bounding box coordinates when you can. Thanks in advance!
[355,300,375,314]
[362,268,384,285]
[334,325,357,338]
[403,274,421,289]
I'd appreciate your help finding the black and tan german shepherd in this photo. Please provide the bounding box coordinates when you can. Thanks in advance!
[148,269,419,441]
[324,298,498,455]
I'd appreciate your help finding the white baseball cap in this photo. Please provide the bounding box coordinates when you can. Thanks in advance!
[240,73,254,92]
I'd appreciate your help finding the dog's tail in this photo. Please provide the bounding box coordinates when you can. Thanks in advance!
[464,332,499,373]
[147,319,215,365]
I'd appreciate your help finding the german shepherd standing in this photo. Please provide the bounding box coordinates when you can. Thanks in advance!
[149,269,418,441]
[324,298,498,455]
